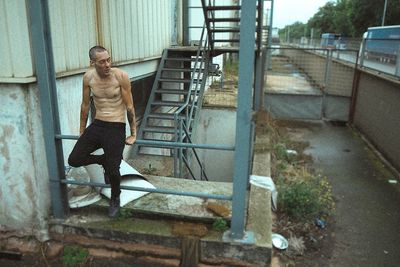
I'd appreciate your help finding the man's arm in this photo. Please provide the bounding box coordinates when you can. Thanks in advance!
[79,74,91,135]
[119,70,137,145]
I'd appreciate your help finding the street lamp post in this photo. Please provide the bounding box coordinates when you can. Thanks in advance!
[382,0,388,26]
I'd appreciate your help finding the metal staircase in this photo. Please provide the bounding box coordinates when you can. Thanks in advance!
[134,26,210,180]
[201,0,265,55]
[134,1,267,180]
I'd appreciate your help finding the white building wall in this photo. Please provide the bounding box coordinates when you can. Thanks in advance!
[0,0,176,79]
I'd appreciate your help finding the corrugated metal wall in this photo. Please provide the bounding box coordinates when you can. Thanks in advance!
[49,0,97,73]
[0,0,175,79]
[97,0,172,64]
[0,0,33,78]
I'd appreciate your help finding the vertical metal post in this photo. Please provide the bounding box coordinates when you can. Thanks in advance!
[254,1,266,111]
[178,118,184,177]
[254,51,264,111]
[382,0,388,26]
[27,0,69,218]
[227,0,257,241]
[395,47,400,77]
[322,49,333,118]
[267,0,274,70]
[183,0,190,46]
[359,36,366,67]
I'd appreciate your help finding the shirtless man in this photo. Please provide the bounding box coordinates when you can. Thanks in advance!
[68,46,136,217]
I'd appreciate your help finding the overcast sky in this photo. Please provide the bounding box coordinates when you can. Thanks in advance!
[271,0,331,28]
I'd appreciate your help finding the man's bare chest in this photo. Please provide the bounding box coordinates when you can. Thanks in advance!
[90,78,121,98]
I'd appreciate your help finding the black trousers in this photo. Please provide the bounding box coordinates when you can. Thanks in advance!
[68,119,126,199]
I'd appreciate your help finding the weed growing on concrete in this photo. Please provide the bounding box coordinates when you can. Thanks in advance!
[267,120,335,221]
[117,208,134,220]
[212,218,229,231]
[276,173,334,220]
[222,58,239,81]
[61,245,88,266]
[142,164,157,175]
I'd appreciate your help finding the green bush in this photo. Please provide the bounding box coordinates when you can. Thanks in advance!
[277,174,334,220]
[62,245,89,266]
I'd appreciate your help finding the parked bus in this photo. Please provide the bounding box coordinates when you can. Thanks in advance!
[320,33,344,49]
[361,25,400,64]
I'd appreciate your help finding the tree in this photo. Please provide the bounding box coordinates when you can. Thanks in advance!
[278,0,400,40]
[332,0,354,36]
[350,0,400,36]
[308,2,337,35]
[278,22,307,41]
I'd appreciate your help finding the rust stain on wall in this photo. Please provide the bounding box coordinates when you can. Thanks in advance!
[0,125,15,173]
[10,93,18,100]
[23,173,35,201]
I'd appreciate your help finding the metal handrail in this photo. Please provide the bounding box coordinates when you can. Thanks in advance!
[173,23,208,121]
[200,0,215,51]
[56,135,234,151]
[181,120,209,181]
[171,22,210,179]
[61,180,232,200]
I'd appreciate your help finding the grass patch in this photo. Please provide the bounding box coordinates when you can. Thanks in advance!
[62,245,89,266]
[255,111,335,223]
[223,58,239,78]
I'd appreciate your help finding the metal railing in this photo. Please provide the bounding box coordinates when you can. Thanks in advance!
[173,22,210,178]
[281,37,400,77]
[58,134,234,200]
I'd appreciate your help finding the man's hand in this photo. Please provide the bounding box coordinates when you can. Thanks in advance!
[125,135,136,145]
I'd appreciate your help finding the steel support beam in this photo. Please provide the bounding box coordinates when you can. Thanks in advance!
[254,48,266,111]
[183,0,190,45]
[56,135,235,151]
[27,0,69,218]
[61,180,232,200]
[227,0,257,242]
[266,0,274,70]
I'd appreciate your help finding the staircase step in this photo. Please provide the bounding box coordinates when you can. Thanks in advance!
[162,67,205,73]
[159,78,202,83]
[147,113,185,120]
[155,89,201,95]
[211,28,240,33]
[155,89,189,95]
[142,126,175,134]
[165,57,203,62]
[152,101,185,107]
[213,39,240,43]
[206,5,241,11]
[208,18,240,23]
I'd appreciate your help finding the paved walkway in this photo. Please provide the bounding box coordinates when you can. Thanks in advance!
[293,121,400,266]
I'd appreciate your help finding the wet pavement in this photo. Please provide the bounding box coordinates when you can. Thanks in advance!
[289,121,400,266]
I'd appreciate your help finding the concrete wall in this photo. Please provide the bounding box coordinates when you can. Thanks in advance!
[0,83,50,240]
[269,48,400,172]
[0,58,159,239]
[279,48,356,121]
[0,0,181,238]
[191,108,236,182]
[352,71,400,171]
